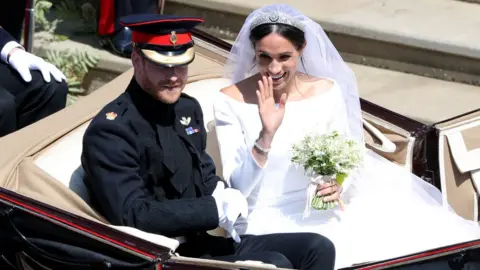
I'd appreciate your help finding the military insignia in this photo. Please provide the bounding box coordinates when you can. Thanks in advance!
[105,112,117,120]
[169,31,177,45]
[185,127,199,135]
[180,116,191,126]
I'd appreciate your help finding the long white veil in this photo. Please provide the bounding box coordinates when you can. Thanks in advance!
[223,4,364,143]
[222,4,480,224]
[219,5,480,266]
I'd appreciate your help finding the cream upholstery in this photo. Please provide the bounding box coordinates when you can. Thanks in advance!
[34,122,92,204]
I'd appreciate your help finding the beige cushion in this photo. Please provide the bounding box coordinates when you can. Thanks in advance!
[34,122,92,204]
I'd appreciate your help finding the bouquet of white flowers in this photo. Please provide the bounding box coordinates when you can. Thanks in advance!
[291,131,364,216]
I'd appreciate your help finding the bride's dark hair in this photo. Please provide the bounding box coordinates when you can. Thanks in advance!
[249,23,306,50]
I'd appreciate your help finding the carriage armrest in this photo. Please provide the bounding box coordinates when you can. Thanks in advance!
[363,118,397,153]
[108,225,181,251]
[446,132,480,192]
[438,116,480,223]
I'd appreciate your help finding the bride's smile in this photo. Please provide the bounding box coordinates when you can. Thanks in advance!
[268,72,285,81]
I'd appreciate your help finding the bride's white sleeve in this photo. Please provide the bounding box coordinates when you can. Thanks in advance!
[213,95,265,197]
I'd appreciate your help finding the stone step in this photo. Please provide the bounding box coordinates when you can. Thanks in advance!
[32,30,132,94]
[28,5,480,125]
[30,0,480,97]
[458,0,480,3]
[163,0,480,86]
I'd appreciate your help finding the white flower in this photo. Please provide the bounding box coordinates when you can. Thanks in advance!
[291,130,364,177]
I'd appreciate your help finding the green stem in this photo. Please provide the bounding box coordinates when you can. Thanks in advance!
[312,195,335,210]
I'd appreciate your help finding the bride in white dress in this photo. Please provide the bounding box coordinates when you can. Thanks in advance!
[212,4,480,269]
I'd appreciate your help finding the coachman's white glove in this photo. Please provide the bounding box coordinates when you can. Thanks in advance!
[212,181,248,243]
[1,41,66,83]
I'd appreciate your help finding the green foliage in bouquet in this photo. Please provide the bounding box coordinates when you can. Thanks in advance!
[291,131,364,210]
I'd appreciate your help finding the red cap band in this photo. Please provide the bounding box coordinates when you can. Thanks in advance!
[132,31,192,46]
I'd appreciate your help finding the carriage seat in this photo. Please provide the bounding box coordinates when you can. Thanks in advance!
[34,122,93,204]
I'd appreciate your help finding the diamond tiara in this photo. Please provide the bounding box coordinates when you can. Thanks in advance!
[249,11,305,32]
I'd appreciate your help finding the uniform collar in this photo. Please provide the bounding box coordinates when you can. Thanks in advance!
[126,77,176,125]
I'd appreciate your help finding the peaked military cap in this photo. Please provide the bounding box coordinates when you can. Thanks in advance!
[120,14,204,67]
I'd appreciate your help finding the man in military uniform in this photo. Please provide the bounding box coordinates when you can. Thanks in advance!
[0,26,68,137]
[81,14,336,269]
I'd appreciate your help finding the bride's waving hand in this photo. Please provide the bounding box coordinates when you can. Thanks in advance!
[256,75,287,137]
[253,75,287,167]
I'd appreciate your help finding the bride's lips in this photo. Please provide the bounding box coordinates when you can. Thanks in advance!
[269,72,286,83]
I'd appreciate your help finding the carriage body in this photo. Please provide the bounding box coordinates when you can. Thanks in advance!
[0,29,479,270]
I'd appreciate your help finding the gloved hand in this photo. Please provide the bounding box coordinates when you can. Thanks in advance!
[212,181,248,243]
[6,46,66,83]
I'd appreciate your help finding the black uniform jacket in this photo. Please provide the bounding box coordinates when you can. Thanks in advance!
[81,78,226,238]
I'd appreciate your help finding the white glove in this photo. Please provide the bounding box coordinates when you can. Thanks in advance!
[212,181,248,243]
[1,41,66,83]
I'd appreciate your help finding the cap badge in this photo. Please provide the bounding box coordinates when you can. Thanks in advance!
[106,112,117,120]
[269,13,280,22]
[180,116,191,126]
[170,31,178,45]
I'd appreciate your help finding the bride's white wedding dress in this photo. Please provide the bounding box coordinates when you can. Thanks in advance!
[213,80,480,269]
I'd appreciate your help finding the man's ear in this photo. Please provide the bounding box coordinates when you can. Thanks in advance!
[131,50,144,78]
[131,49,142,68]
